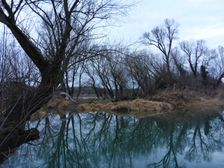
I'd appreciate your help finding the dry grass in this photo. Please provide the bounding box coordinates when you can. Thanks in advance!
[77,99,173,114]
[77,89,224,118]
[30,89,224,120]
[152,89,224,118]
[185,97,224,112]
[30,96,73,121]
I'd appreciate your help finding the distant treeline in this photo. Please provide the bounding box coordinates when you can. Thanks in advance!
[60,20,224,100]
[1,19,224,102]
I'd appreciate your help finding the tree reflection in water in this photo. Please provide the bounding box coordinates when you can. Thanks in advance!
[2,112,224,168]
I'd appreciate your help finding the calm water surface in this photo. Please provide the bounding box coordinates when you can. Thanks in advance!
[2,112,224,168]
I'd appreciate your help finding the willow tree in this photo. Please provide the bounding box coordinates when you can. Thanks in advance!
[0,0,124,128]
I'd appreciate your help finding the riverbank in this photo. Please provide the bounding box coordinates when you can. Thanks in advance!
[76,90,224,118]
[30,89,224,120]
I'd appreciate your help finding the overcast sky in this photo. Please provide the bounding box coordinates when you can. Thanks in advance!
[103,0,224,48]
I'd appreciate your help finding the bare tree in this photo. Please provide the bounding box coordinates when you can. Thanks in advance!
[180,40,207,78]
[142,19,179,74]
[0,0,126,159]
[216,46,224,86]
[207,46,224,87]
[125,51,155,96]
[89,52,115,99]
[107,51,128,100]
[84,62,103,98]
[171,47,186,78]
[171,47,187,88]
[0,0,124,124]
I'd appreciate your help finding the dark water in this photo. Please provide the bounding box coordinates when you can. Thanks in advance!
[1,112,224,168]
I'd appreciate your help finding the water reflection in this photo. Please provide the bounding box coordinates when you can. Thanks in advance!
[2,112,224,168]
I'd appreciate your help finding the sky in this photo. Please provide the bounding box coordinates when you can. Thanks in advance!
[103,0,224,49]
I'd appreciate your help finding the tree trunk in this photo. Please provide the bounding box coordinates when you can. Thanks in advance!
[0,128,39,164]
[2,64,62,128]
[0,63,64,163]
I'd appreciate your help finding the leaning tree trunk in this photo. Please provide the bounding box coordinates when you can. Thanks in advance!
[0,64,63,163]
[0,3,68,163]
[2,64,62,127]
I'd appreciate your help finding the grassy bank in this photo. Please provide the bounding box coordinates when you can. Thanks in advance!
[76,90,224,118]
[30,90,224,120]
[77,99,173,117]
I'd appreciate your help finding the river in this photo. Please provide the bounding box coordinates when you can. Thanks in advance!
[1,111,224,168]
